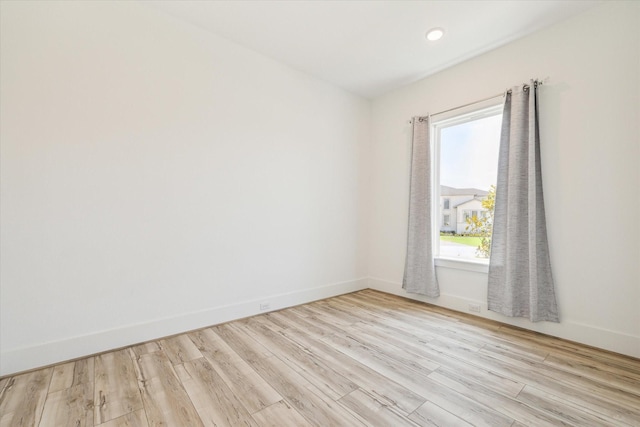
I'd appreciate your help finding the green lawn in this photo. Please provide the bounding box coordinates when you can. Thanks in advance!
[440,235,483,247]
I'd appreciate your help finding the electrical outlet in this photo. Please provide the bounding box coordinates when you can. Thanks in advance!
[260,303,270,311]
[468,303,481,313]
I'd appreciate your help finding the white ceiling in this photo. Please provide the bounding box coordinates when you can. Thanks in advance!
[146,0,602,99]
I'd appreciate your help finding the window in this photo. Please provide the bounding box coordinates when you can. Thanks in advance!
[433,103,502,261]
[463,210,480,221]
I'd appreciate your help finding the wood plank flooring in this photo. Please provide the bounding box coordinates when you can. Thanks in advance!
[1,289,639,426]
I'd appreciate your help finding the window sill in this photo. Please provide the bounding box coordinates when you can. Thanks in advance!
[435,257,489,273]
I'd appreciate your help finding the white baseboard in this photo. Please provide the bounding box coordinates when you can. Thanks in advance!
[367,277,640,359]
[0,278,368,376]
[4,276,637,376]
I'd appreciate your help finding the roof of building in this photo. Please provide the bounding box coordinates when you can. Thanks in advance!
[440,185,489,197]
[454,197,487,208]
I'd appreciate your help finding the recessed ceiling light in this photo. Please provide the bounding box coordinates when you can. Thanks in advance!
[426,28,444,41]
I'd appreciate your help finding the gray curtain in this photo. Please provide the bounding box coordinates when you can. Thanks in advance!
[403,116,439,297]
[488,81,559,322]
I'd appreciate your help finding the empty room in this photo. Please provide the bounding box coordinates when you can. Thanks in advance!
[1,1,639,426]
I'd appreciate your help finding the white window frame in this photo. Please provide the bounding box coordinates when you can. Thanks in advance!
[431,99,503,273]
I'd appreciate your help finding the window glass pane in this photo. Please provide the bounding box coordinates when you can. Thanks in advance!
[437,111,501,260]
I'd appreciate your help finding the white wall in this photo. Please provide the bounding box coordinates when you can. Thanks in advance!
[2,1,638,377]
[368,1,640,357]
[0,1,370,375]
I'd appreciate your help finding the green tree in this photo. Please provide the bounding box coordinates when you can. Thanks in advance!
[465,185,496,258]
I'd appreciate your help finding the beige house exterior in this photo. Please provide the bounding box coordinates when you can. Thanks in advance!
[439,186,489,234]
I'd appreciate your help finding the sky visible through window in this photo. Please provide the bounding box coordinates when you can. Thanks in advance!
[440,114,502,191]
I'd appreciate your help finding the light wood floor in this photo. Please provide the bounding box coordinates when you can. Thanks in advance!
[1,290,639,427]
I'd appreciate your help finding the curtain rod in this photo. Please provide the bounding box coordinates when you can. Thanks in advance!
[411,79,545,124]
[411,92,505,123]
